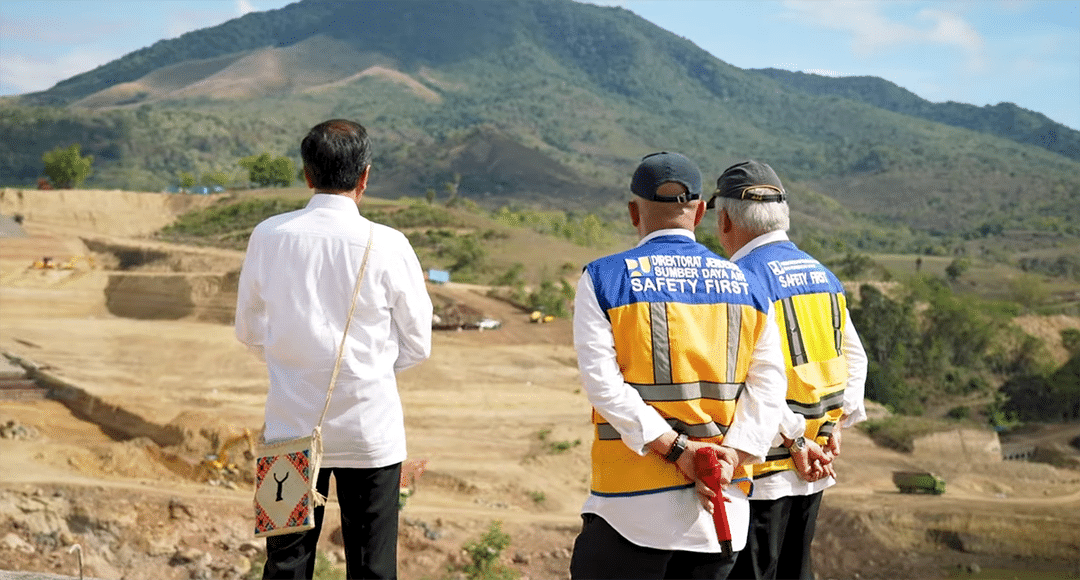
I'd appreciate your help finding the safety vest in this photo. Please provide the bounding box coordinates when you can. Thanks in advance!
[585,235,773,497]
[735,241,849,479]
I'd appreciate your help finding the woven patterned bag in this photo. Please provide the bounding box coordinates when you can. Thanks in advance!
[253,225,374,538]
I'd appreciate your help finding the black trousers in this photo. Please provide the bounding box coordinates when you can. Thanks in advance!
[570,513,737,580]
[729,491,823,580]
[263,463,402,580]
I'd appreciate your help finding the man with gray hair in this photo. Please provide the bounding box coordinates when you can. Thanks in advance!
[708,160,867,580]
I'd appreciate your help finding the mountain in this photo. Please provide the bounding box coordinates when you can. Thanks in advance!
[750,68,1080,162]
[2,0,1078,248]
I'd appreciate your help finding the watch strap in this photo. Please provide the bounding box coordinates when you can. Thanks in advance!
[664,433,688,463]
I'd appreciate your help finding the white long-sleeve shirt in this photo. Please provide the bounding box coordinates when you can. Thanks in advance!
[235,193,432,468]
[730,230,868,499]
[573,228,789,552]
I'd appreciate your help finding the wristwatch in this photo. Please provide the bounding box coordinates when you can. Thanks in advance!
[665,433,689,463]
[787,436,806,453]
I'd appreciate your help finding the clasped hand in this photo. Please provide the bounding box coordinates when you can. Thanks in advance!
[675,441,737,512]
[790,438,835,482]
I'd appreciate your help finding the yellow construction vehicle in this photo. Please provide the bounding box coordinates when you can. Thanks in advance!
[31,257,56,269]
[530,311,555,324]
[31,255,95,270]
[59,255,95,270]
[202,428,255,473]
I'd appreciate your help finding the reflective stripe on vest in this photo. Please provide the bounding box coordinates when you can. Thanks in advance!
[591,300,762,497]
[788,388,845,419]
[830,292,843,353]
[780,296,809,367]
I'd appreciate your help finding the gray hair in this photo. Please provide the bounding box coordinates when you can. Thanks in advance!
[717,188,789,236]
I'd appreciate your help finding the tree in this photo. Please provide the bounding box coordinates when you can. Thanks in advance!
[528,277,574,318]
[851,284,918,369]
[1063,328,1080,357]
[1002,354,1080,422]
[832,253,876,280]
[239,153,295,187]
[697,232,725,257]
[920,290,994,371]
[42,144,93,189]
[1049,355,1080,420]
[492,263,525,287]
[447,235,487,277]
[177,171,195,193]
[945,258,969,282]
[201,170,230,189]
[444,173,461,207]
[850,284,923,413]
[1007,273,1049,308]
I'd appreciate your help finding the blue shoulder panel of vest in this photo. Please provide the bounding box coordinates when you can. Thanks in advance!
[586,236,771,314]
[734,241,845,301]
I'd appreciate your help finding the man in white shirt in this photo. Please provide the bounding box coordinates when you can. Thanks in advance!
[708,160,867,580]
[235,119,432,580]
[570,152,790,580]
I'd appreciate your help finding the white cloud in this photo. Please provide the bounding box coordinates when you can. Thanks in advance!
[165,4,237,39]
[918,8,986,71]
[805,68,845,77]
[1,10,131,47]
[766,62,845,77]
[164,0,282,38]
[780,0,903,55]
[0,49,121,94]
[782,0,987,70]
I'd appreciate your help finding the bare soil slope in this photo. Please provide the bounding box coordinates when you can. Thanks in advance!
[1,190,1078,580]
[70,35,438,107]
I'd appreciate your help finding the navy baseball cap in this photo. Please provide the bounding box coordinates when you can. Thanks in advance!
[706,160,787,209]
[630,152,702,203]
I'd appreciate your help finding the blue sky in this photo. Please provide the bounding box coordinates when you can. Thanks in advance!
[1,0,1077,129]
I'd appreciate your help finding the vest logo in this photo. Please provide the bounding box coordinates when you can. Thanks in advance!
[767,258,830,289]
[625,257,652,277]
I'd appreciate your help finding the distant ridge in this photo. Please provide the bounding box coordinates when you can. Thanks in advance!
[751,68,1080,162]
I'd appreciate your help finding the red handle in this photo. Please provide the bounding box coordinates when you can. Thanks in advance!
[694,447,733,556]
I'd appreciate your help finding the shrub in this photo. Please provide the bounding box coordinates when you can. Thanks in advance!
[159,197,306,247]
[946,406,969,420]
[456,521,518,580]
[858,417,946,452]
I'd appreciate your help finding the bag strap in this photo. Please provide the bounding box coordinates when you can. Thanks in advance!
[315,223,375,429]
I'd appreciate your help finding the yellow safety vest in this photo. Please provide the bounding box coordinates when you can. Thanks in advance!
[736,242,849,479]
[585,237,772,497]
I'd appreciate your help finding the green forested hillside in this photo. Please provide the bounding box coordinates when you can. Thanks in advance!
[2,0,1078,256]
